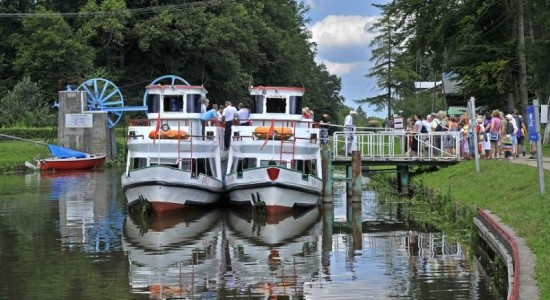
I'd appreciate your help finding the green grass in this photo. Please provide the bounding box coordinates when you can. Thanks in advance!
[0,140,50,169]
[414,159,550,299]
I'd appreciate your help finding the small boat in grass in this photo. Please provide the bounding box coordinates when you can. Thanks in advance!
[0,133,106,172]
[34,144,106,171]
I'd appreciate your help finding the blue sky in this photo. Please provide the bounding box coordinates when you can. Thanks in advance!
[301,0,388,118]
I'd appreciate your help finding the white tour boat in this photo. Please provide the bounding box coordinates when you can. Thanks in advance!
[122,76,227,214]
[224,86,322,214]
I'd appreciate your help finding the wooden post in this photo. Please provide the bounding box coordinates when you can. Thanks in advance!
[351,150,362,200]
[351,202,362,251]
[346,164,352,197]
[396,165,410,194]
[322,203,334,253]
[321,149,333,202]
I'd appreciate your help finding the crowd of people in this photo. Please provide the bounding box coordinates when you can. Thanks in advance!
[199,98,250,149]
[404,109,533,160]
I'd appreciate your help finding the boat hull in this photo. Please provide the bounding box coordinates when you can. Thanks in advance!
[38,155,106,171]
[122,165,222,213]
[225,166,321,214]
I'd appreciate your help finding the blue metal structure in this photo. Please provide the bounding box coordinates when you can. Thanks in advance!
[142,75,190,106]
[76,78,147,128]
[74,75,191,128]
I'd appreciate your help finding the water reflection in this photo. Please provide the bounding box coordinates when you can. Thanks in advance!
[0,171,496,300]
[122,209,221,299]
[43,170,124,253]
[224,208,321,298]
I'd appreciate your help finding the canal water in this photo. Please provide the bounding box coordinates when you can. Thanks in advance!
[0,169,497,299]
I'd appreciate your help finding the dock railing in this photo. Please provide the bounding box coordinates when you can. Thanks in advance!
[332,130,462,160]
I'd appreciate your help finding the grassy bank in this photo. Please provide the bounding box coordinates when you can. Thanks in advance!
[413,160,550,299]
[0,140,50,171]
[0,138,126,172]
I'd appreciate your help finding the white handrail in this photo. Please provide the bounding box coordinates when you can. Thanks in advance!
[332,131,462,160]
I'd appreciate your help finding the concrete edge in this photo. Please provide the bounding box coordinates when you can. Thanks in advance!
[476,209,540,300]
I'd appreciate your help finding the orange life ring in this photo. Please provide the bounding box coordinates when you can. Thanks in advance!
[253,126,293,140]
[148,129,188,139]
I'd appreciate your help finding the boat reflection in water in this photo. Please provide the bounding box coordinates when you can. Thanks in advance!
[224,206,321,299]
[122,208,222,299]
[44,170,124,253]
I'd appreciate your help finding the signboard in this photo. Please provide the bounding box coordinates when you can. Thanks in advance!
[526,105,539,141]
[66,113,93,128]
[393,117,404,130]
[541,105,548,123]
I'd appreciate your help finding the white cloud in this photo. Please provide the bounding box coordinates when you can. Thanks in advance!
[316,58,362,76]
[310,15,378,49]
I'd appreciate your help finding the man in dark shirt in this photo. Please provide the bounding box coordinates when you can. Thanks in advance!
[318,111,331,149]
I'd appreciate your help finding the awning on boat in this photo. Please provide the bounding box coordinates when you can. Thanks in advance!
[48,144,87,158]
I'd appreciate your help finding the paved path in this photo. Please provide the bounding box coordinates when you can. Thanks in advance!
[507,154,550,169]
[485,154,543,299]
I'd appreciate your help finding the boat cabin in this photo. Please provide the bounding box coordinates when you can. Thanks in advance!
[227,86,321,178]
[247,86,306,123]
[143,84,207,136]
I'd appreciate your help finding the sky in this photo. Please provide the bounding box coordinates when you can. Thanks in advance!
[301,0,388,118]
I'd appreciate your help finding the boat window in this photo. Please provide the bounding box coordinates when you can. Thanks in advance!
[250,95,264,114]
[196,158,214,177]
[132,158,148,169]
[233,158,256,173]
[289,96,302,115]
[265,97,286,113]
[146,94,161,113]
[260,160,286,167]
[295,159,316,176]
[163,95,183,112]
[187,94,202,113]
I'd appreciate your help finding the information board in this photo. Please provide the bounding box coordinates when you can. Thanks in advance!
[66,114,93,128]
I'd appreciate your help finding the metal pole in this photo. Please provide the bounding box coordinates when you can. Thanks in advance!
[468,97,480,173]
[533,99,545,194]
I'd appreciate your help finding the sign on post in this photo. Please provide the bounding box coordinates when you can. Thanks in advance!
[526,105,540,141]
[393,117,404,130]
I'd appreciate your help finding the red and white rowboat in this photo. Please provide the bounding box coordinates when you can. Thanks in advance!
[36,155,106,171]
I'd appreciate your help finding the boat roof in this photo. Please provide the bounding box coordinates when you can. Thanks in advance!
[249,86,305,96]
[145,84,207,94]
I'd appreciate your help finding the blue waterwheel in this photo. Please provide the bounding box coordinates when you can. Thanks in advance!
[142,75,191,105]
[77,78,124,128]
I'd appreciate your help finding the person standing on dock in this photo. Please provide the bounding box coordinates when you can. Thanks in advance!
[344,110,356,155]
[222,101,238,150]
[318,111,331,149]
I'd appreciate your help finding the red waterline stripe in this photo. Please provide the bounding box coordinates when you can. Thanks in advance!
[477,207,520,300]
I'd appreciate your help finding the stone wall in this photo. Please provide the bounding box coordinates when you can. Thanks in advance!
[57,91,116,159]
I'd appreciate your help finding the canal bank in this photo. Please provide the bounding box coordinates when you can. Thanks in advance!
[412,158,547,299]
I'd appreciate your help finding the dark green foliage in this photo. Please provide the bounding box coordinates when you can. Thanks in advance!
[0,77,56,128]
[370,0,541,114]
[0,0,344,128]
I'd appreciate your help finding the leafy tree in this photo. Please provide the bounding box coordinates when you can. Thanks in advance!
[359,7,418,121]
[10,6,95,99]
[77,0,132,78]
[0,76,55,128]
